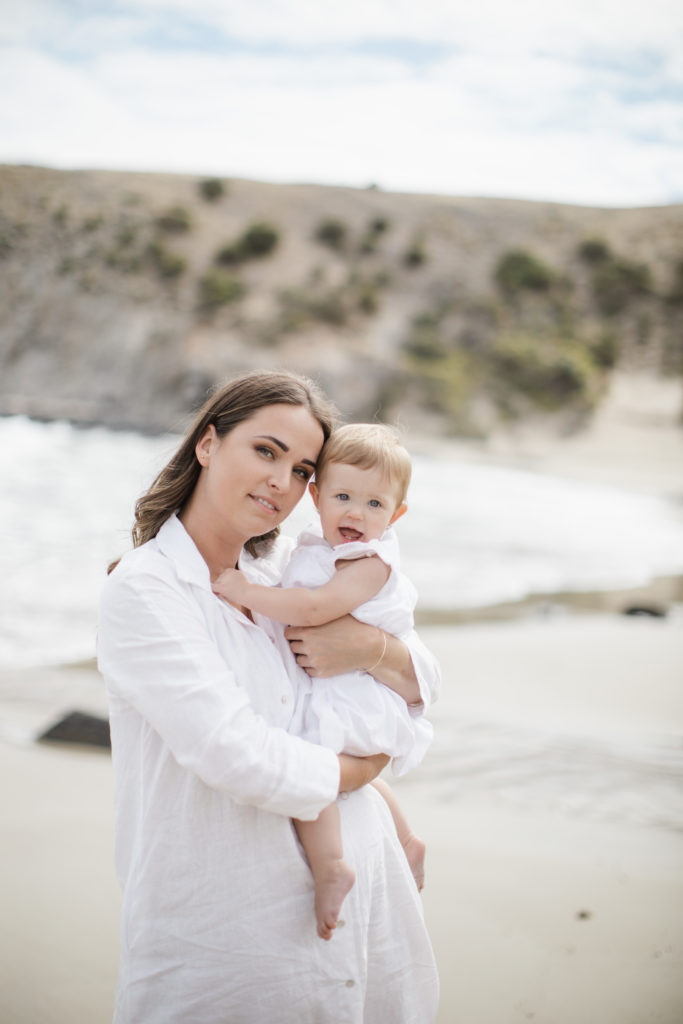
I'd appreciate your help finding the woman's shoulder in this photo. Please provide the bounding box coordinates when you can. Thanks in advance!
[101,541,175,602]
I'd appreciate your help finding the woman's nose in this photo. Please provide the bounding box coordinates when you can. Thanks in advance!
[268,465,290,492]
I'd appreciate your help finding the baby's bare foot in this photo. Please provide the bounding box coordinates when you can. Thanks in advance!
[403,833,426,892]
[314,859,355,940]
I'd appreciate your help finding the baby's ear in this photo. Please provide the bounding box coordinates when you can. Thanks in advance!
[389,502,407,525]
[308,480,320,510]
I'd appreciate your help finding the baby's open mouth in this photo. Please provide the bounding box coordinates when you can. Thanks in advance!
[339,527,363,542]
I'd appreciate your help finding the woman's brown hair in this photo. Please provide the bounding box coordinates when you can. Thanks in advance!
[109,370,337,572]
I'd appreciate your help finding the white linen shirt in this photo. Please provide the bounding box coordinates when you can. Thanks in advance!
[98,514,440,1024]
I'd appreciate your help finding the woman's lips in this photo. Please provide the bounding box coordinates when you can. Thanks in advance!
[250,494,279,514]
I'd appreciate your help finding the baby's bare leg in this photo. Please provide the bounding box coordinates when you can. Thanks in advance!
[294,803,355,941]
[371,777,426,891]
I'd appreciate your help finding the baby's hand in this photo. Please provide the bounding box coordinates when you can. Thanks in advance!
[213,568,248,603]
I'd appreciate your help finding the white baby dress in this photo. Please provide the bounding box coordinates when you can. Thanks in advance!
[283,526,432,776]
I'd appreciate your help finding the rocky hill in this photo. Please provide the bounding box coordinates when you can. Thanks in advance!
[1,163,681,435]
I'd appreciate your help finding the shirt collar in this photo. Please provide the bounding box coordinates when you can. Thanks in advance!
[155,514,212,590]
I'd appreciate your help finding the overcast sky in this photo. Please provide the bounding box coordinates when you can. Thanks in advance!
[1,0,681,207]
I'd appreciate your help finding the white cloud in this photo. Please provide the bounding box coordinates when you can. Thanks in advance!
[0,0,681,205]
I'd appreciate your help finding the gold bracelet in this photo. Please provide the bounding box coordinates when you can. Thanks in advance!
[365,629,387,674]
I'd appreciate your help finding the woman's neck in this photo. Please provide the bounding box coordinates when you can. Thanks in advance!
[179,502,244,581]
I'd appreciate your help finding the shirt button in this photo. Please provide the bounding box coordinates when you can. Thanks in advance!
[281,695,288,704]
[340,791,349,800]
[345,979,355,988]
[337,919,345,929]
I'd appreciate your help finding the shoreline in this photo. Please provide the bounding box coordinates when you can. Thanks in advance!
[415,572,683,625]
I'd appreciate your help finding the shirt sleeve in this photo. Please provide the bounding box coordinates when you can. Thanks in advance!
[97,565,340,821]
[400,628,441,713]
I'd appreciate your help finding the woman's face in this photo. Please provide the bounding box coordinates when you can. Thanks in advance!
[195,403,325,542]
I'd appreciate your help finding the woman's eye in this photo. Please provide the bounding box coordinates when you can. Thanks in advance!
[294,467,311,481]
[255,445,274,459]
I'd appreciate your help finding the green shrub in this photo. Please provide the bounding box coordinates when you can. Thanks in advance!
[116,224,138,247]
[359,216,391,253]
[215,222,279,265]
[357,282,379,314]
[404,314,447,361]
[156,206,193,233]
[199,269,244,307]
[666,258,683,305]
[215,243,242,266]
[148,241,186,279]
[314,218,347,251]
[58,256,77,275]
[105,248,142,273]
[0,230,13,258]
[359,237,377,256]
[406,350,476,429]
[403,241,426,267]
[237,221,279,258]
[495,249,554,293]
[490,334,596,409]
[198,178,225,202]
[577,238,611,264]
[589,330,619,368]
[53,204,69,226]
[592,258,651,315]
[279,287,349,328]
[81,215,103,233]
[313,292,348,324]
[368,216,389,235]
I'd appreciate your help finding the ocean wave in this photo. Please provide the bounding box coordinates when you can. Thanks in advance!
[2,416,683,667]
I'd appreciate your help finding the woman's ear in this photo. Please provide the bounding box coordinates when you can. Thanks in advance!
[389,502,407,526]
[308,479,320,511]
[195,424,217,467]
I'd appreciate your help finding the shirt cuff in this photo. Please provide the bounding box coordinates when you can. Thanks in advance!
[267,739,340,821]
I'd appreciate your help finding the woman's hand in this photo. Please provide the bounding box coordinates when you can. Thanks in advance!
[285,615,367,676]
[284,616,422,705]
[338,752,390,794]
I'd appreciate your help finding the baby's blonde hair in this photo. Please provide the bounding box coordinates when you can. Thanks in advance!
[315,423,412,506]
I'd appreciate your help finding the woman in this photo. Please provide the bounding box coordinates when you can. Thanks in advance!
[98,370,440,1023]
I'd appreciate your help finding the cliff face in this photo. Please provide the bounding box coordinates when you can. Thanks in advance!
[1,163,681,435]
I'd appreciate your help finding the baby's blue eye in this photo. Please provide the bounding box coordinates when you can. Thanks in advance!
[336,493,349,501]
[369,499,381,508]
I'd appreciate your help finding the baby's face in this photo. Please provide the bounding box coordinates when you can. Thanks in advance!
[310,462,406,546]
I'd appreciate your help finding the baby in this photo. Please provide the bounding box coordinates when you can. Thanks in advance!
[213,424,432,940]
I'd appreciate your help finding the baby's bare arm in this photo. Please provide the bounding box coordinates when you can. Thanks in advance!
[214,557,389,626]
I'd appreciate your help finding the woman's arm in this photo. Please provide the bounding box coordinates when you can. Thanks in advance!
[338,752,390,793]
[213,557,389,627]
[284,616,436,707]
[98,566,341,821]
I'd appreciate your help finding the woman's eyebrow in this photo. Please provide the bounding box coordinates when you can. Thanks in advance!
[256,435,317,469]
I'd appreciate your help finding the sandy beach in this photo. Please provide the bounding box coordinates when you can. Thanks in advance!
[1,612,682,1024]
